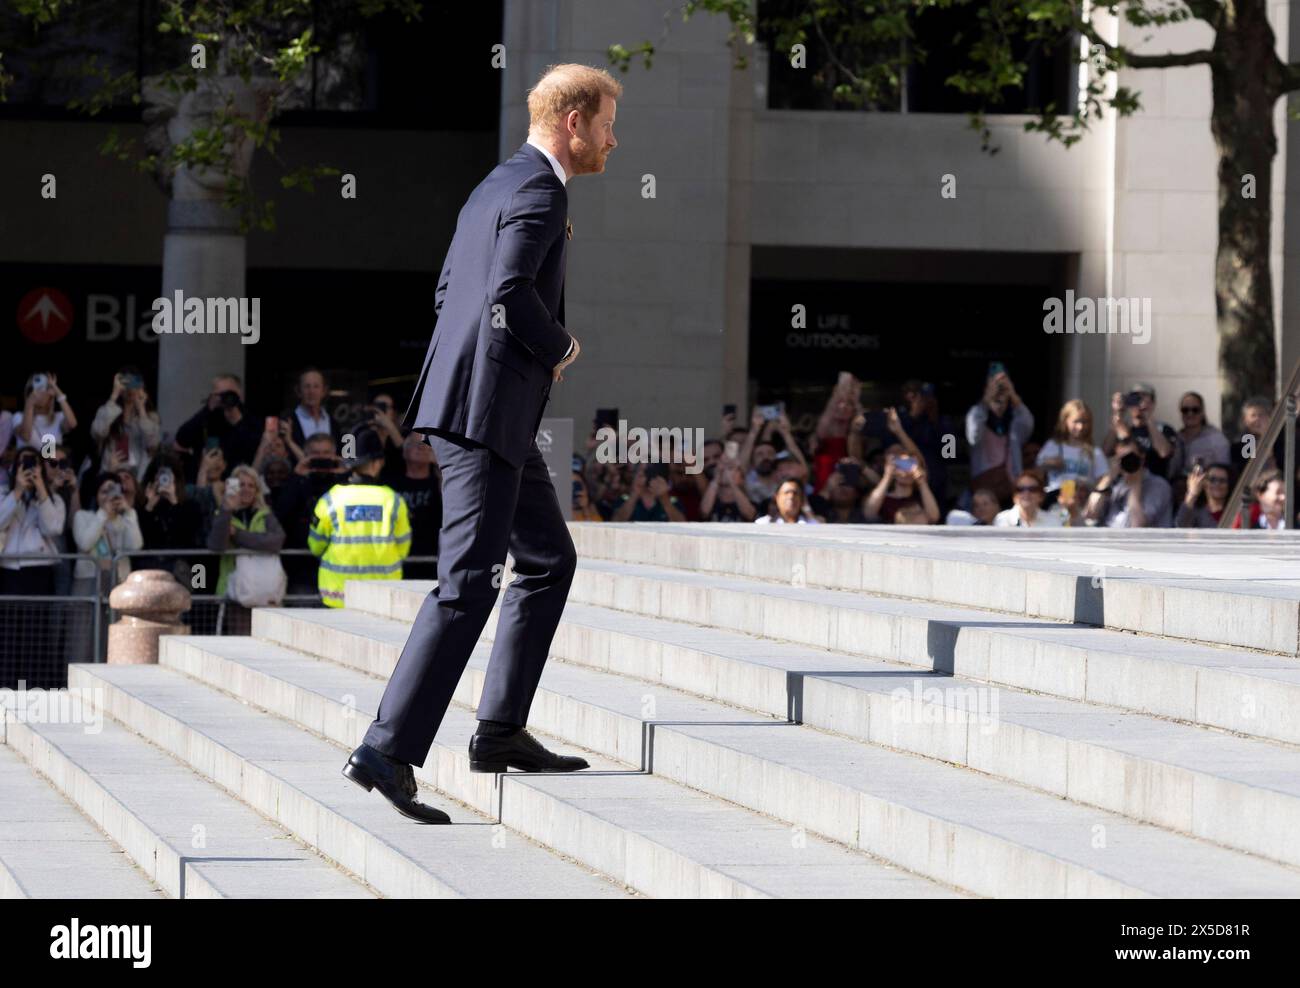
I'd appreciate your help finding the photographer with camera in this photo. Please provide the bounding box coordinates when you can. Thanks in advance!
[0,447,68,588]
[1086,437,1173,528]
[612,462,686,522]
[136,453,204,577]
[90,366,161,482]
[13,371,77,451]
[0,448,70,672]
[174,373,263,484]
[700,450,758,522]
[864,444,941,524]
[208,464,287,630]
[1102,382,1180,482]
[71,472,143,594]
[965,364,1034,505]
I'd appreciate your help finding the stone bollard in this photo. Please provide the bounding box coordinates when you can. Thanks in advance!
[107,570,192,665]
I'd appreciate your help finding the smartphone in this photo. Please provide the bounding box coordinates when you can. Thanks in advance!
[226,477,242,496]
[894,455,916,474]
[645,463,670,483]
[987,361,1006,379]
[31,373,48,392]
[205,437,222,452]
[837,462,862,487]
[308,457,337,471]
[265,416,279,436]
[104,481,123,499]
[724,440,740,461]
[595,407,618,429]
[723,403,737,417]
[156,467,174,489]
[1123,391,1143,408]
[758,402,782,421]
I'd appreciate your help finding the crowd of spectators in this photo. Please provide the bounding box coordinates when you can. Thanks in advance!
[1,362,1294,626]
[0,367,443,634]
[573,370,1295,531]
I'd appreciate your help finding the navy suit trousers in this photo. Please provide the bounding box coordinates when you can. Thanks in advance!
[361,431,577,767]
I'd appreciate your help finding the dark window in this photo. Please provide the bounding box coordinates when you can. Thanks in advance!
[760,0,1075,116]
[0,0,502,130]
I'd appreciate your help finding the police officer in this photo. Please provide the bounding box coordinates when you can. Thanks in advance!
[308,428,411,607]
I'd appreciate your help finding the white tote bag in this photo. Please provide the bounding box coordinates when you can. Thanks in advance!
[228,553,287,608]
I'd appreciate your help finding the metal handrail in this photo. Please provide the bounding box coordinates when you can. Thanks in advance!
[1219,358,1300,528]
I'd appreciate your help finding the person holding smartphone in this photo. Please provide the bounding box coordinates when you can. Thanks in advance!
[965,365,1034,504]
[1102,382,1179,481]
[864,444,941,524]
[137,454,204,575]
[72,473,143,591]
[13,371,77,451]
[91,366,161,482]
[701,456,757,522]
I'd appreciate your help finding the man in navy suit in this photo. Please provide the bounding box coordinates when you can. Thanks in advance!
[343,64,621,823]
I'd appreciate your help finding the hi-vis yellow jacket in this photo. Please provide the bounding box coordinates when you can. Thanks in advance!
[307,481,411,607]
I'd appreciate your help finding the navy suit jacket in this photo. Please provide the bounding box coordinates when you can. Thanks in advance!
[402,143,571,469]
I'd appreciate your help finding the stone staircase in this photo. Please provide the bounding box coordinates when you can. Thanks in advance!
[4,523,1300,897]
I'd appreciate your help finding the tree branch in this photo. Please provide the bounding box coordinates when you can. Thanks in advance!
[1077,17,1214,69]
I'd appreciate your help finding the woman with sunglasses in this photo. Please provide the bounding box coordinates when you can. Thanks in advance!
[1171,392,1230,502]
[993,470,1062,528]
[1175,461,1232,527]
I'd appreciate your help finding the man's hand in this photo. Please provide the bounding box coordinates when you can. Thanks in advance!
[553,336,581,382]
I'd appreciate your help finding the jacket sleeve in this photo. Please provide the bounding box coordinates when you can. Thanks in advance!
[0,492,17,533]
[307,492,334,557]
[434,246,452,319]
[1010,403,1035,445]
[393,493,412,561]
[965,404,987,445]
[74,508,108,552]
[37,494,66,538]
[90,400,121,442]
[489,171,575,370]
[233,511,285,553]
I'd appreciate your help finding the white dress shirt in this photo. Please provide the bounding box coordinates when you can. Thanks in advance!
[525,136,574,363]
[526,136,568,185]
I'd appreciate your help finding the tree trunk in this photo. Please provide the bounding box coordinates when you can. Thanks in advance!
[1209,0,1284,431]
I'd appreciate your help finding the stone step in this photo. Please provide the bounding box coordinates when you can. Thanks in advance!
[530,604,1300,870]
[0,744,164,899]
[66,663,633,900]
[345,568,1300,748]
[565,523,1300,656]
[241,609,1300,897]
[157,635,959,899]
[2,701,374,899]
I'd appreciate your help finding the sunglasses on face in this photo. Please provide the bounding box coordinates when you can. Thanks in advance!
[1015,485,1041,494]
[1180,406,1203,415]
[1206,476,1229,484]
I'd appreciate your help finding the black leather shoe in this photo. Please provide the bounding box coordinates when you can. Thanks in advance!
[468,728,589,773]
[342,743,451,824]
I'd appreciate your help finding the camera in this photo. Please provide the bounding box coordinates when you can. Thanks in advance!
[218,390,241,409]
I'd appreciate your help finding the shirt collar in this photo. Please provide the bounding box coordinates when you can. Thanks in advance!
[526,137,567,185]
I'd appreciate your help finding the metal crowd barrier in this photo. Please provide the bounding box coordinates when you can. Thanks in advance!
[0,548,437,689]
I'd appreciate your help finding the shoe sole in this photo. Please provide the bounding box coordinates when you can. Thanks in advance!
[469,760,589,773]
